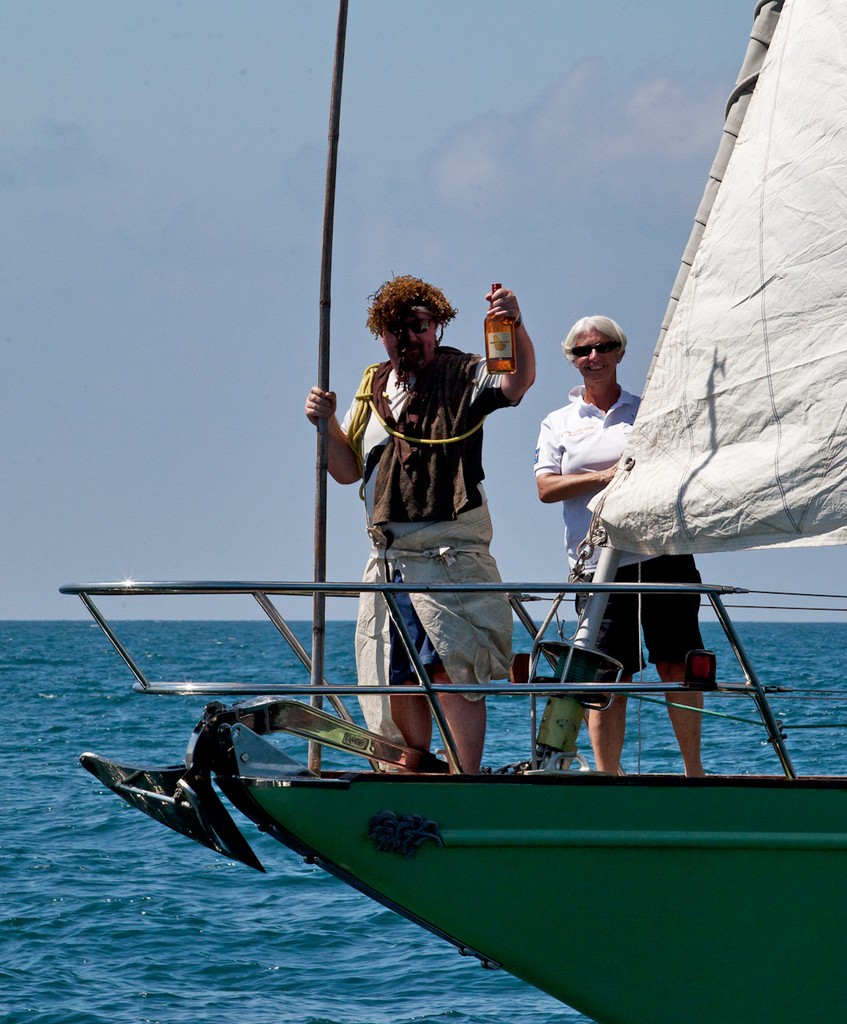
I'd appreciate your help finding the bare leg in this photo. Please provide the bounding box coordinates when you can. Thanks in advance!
[656,660,704,777]
[588,690,628,775]
[389,693,432,753]
[390,666,486,774]
[439,690,486,774]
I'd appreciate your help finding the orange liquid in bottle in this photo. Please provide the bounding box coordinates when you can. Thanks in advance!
[485,281,516,374]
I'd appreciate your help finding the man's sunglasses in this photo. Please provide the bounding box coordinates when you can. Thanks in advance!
[571,340,621,358]
[389,319,433,336]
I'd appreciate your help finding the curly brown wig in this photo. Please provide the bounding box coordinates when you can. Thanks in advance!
[366,275,458,337]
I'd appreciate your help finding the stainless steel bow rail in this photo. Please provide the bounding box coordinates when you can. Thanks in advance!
[60,577,796,777]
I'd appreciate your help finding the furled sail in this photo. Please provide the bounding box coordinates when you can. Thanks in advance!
[598,0,847,555]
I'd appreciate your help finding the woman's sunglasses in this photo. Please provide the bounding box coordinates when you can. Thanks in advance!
[571,340,621,358]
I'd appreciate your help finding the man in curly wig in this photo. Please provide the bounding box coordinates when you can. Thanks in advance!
[306,275,535,772]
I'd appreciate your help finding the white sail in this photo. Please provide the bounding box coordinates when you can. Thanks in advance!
[598,0,847,556]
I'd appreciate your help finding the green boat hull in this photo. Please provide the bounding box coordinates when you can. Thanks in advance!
[227,770,847,1024]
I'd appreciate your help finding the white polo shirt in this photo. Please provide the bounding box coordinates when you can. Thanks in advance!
[534,386,641,569]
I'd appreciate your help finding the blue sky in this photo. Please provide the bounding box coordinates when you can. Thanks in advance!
[5,1,841,621]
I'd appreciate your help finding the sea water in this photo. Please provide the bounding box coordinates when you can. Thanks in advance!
[4,618,847,1024]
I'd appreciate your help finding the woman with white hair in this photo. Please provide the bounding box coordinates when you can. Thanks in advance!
[534,315,705,777]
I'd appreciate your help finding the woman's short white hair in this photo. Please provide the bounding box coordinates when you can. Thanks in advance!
[562,316,627,361]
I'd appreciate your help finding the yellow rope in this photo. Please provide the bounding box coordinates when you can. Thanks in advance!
[366,399,485,446]
[345,363,486,500]
[346,364,379,476]
[346,364,380,500]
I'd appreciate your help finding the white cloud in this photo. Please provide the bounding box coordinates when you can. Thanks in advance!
[428,120,518,207]
[0,120,108,190]
[430,61,727,211]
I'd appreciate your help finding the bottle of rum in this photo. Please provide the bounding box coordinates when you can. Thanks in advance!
[485,282,516,374]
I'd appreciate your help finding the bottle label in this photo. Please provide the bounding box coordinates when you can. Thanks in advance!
[487,330,513,357]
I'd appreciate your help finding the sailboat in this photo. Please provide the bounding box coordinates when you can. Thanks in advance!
[67,1,847,1022]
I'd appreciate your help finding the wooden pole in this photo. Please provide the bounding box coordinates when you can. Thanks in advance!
[310,0,349,773]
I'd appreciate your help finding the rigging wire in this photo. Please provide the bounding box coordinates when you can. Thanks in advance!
[724,603,847,613]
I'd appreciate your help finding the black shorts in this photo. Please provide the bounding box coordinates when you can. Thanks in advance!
[575,554,704,679]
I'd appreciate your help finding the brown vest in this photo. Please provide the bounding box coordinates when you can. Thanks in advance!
[370,348,507,524]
